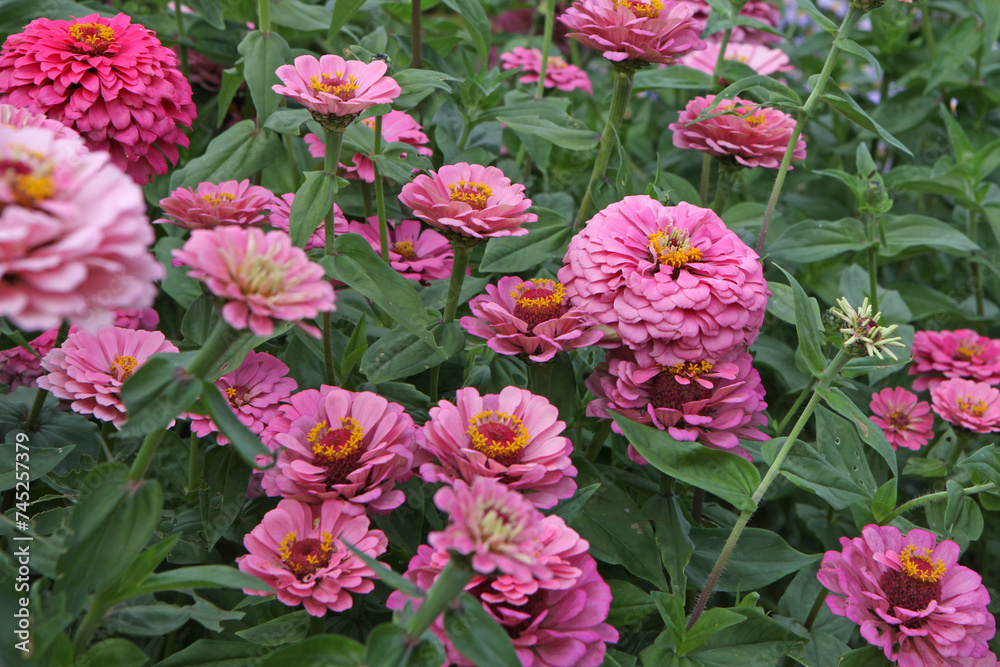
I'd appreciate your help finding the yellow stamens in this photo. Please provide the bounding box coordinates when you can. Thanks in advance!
[667,360,714,379]
[547,56,568,69]
[392,240,417,261]
[201,192,237,206]
[112,355,139,380]
[308,417,365,462]
[957,396,988,418]
[362,118,376,129]
[899,545,947,583]
[69,22,115,45]
[613,0,662,19]
[448,181,493,209]
[13,174,55,206]
[648,228,702,268]
[745,112,766,127]
[467,411,531,463]
[309,73,359,99]
[957,339,985,360]
[511,279,566,310]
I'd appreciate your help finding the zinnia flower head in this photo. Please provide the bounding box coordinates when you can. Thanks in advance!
[0,13,197,184]
[830,296,905,361]
[346,217,453,283]
[0,325,77,392]
[0,103,78,139]
[460,275,605,362]
[930,379,1000,434]
[818,524,995,666]
[418,386,577,509]
[173,226,336,338]
[156,180,278,230]
[398,163,537,241]
[37,326,178,427]
[909,329,1000,392]
[113,308,159,330]
[272,54,401,130]
[677,0,783,45]
[238,498,388,617]
[670,95,806,169]
[499,46,594,93]
[869,387,934,451]
[268,192,348,251]
[559,196,769,366]
[682,40,792,81]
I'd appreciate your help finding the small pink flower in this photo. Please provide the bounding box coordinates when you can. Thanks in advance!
[0,103,78,139]
[173,227,336,338]
[676,0,782,45]
[909,329,1000,392]
[930,379,1000,434]
[418,386,577,509]
[237,498,388,617]
[268,192,348,251]
[681,40,792,80]
[670,95,806,169]
[869,387,934,451]
[499,46,593,93]
[113,308,159,330]
[346,217,454,283]
[460,276,605,362]
[156,180,278,230]
[399,163,537,240]
[818,525,996,666]
[0,325,77,392]
[37,326,178,427]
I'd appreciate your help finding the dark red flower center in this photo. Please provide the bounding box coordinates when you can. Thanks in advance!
[878,545,946,628]
[886,410,911,431]
[511,280,567,330]
[225,384,251,407]
[308,417,365,488]
[68,22,117,55]
[649,361,714,410]
[393,240,418,262]
[467,411,530,467]
[278,532,334,579]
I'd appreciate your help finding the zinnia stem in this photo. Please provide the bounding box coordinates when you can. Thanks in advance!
[968,211,984,318]
[323,128,346,257]
[184,319,237,380]
[754,7,862,255]
[535,0,557,100]
[880,482,996,525]
[174,1,189,79]
[411,0,422,69]
[405,557,475,639]
[373,114,391,263]
[186,433,199,495]
[128,429,167,483]
[258,0,271,33]
[442,242,472,324]
[24,321,70,431]
[867,245,879,314]
[919,0,935,58]
[711,161,740,214]
[323,312,336,385]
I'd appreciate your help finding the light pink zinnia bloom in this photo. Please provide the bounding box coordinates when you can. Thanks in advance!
[818,525,996,667]
[398,163,537,240]
[869,387,934,451]
[670,95,806,169]
[304,110,432,182]
[237,498,388,617]
[559,0,705,65]
[268,192,348,251]
[156,180,278,230]
[930,379,1000,434]
[37,326,178,427]
[113,308,159,331]
[347,217,453,284]
[173,227,336,338]
[682,40,792,80]
[559,196,769,366]
[0,103,78,139]
[499,46,593,93]
[261,386,423,511]
[0,125,163,331]
[460,276,605,362]
[0,325,77,392]
[418,386,577,509]
[909,329,1000,392]
[0,13,196,184]
[676,0,782,45]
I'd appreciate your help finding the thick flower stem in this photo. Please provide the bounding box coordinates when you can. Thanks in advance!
[919,0,935,58]
[405,557,475,639]
[323,128,346,257]
[584,419,612,461]
[710,161,740,214]
[24,321,70,431]
[527,361,553,397]
[754,7,862,255]
[429,242,473,402]
[881,483,996,525]
[968,211,984,318]
[323,312,336,386]
[411,0,422,69]
[867,246,879,314]
[373,115,391,264]
[184,318,237,380]
[128,429,167,483]
[174,1,189,79]
[535,0,558,100]
[258,0,271,33]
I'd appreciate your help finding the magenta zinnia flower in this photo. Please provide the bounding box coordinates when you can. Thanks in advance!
[930,378,1000,434]
[399,163,537,240]
[37,326,178,427]
[909,329,1000,392]
[113,308,159,331]
[670,95,806,169]
[173,227,336,338]
[499,46,594,93]
[0,13,196,184]
[418,386,577,509]
[559,196,769,366]
[269,192,348,251]
[460,276,605,362]
[869,387,934,451]
[0,325,76,392]
[677,0,782,45]
[681,40,792,80]
[156,180,278,230]
[261,386,423,511]
[347,217,454,283]
[818,525,996,666]
[238,498,388,617]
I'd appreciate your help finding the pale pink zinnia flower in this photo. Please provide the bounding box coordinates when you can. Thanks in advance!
[869,387,934,451]
[681,40,792,80]
[37,326,179,427]
[0,125,163,331]
[238,498,388,617]
[559,196,769,366]
[670,95,806,169]
[0,103,78,139]
[559,0,705,66]
[268,192,348,251]
[460,276,605,362]
[676,0,782,45]
[156,180,278,230]
[0,13,197,184]
[261,386,423,512]
[818,525,996,667]
[909,329,1000,392]
[418,386,577,509]
[398,163,537,240]
[930,378,1000,434]
[347,217,454,283]
[499,46,593,93]
[113,308,160,331]
[173,227,336,338]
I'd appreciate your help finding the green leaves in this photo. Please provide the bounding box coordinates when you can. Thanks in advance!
[686,528,818,593]
[480,212,574,273]
[120,354,202,438]
[196,381,272,468]
[289,171,336,248]
[819,387,898,476]
[237,30,291,124]
[170,120,283,189]
[821,84,912,156]
[444,594,521,667]
[441,0,490,64]
[773,265,826,378]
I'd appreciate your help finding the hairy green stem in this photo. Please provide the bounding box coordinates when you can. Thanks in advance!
[128,430,167,483]
[882,483,996,525]
[442,243,472,324]
[184,319,235,380]
[72,595,108,656]
[868,246,879,314]
[411,0,422,69]
[373,115,390,263]
[775,377,816,436]
[535,0,557,99]
[323,128,345,257]
[405,558,474,639]
[360,181,374,219]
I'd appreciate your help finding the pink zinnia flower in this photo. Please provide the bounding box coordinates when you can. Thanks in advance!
[269,192,348,251]
[460,276,605,362]
[261,386,423,512]
[398,163,537,240]
[0,103,78,139]
[37,326,178,427]
[682,40,792,80]
[113,308,159,331]
[559,196,769,366]
[272,54,401,129]
[156,180,278,230]
[499,46,593,93]
[670,95,806,169]
[238,498,388,617]
[0,13,196,184]
[347,217,454,283]
[0,326,77,392]
[559,0,705,65]
[418,386,577,509]
[173,227,336,338]
[818,525,996,667]
[909,329,1000,392]
[930,379,1000,434]
[0,125,163,331]
[677,0,782,45]
[304,110,432,182]
[869,387,934,451]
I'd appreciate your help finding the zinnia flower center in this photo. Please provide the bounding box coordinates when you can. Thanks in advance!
[648,227,702,269]
[448,181,493,209]
[547,56,568,70]
[511,280,567,329]
[613,0,662,19]
[202,192,237,206]
[278,531,334,579]
[225,384,251,407]
[957,338,985,361]
[957,395,988,418]
[308,417,365,487]
[309,73,359,99]
[878,545,946,626]
[467,411,531,466]
[392,240,418,262]
[649,361,714,410]
[744,111,767,127]
[1,155,56,208]
[887,410,911,430]
[68,22,116,54]
[241,254,297,297]
[111,355,139,381]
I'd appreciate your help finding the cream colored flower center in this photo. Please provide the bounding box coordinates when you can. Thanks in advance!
[648,227,702,268]
[448,181,493,209]
[467,411,530,466]
[241,254,295,297]
[613,0,662,19]
[309,73,359,99]
[957,396,988,418]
